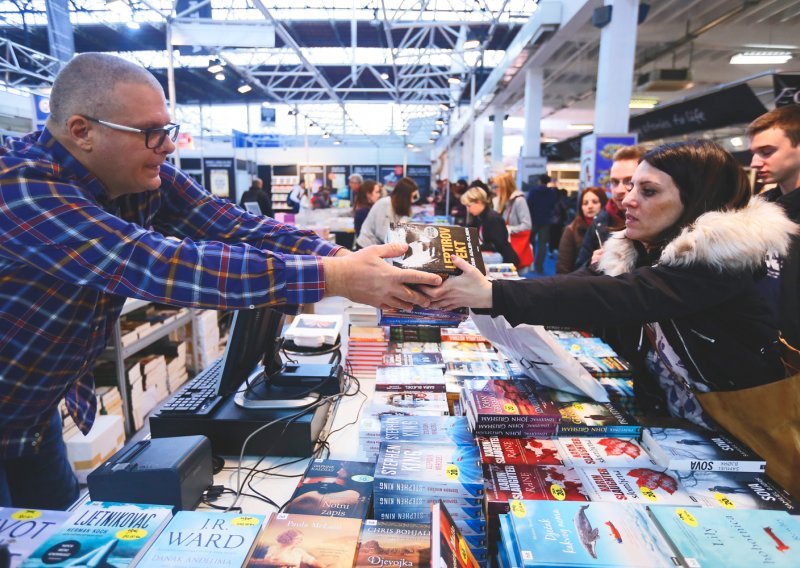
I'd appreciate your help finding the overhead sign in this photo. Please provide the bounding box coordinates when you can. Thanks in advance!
[629,84,767,142]
[773,74,800,107]
[31,93,50,130]
[260,107,276,127]
[580,134,638,189]
[171,19,276,48]
[232,130,280,148]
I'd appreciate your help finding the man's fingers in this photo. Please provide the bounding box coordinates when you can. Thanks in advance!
[398,268,442,286]
[451,254,478,274]
[372,242,408,258]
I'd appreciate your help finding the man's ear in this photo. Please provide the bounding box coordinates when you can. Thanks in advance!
[64,115,94,151]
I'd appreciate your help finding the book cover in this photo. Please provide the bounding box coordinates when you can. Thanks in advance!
[353,520,430,568]
[387,223,486,275]
[348,326,387,341]
[380,415,475,447]
[484,464,590,518]
[649,506,800,568]
[388,342,442,354]
[575,467,699,506]
[477,436,564,466]
[374,443,484,500]
[440,341,492,353]
[430,502,482,568]
[138,511,267,567]
[446,361,507,377]
[366,386,450,417]
[382,352,445,367]
[375,365,446,385]
[466,380,560,423]
[556,337,619,358]
[507,500,679,567]
[21,501,172,567]
[674,471,799,513]
[641,427,767,473]
[246,513,361,568]
[0,508,71,568]
[556,401,641,437]
[439,329,490,344]
[497,514,522,568]
[555,437,658,468]
[282,459,375,519]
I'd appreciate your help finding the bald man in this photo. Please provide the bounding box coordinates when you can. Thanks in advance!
[0,53,440,509]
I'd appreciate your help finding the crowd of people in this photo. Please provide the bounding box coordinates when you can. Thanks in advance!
[2,51,799,509]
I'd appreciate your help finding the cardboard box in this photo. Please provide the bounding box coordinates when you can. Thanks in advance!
[65,414,125,483]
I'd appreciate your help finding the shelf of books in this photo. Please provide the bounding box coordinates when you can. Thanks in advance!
[271,174,298,214]
[10,269,800,567]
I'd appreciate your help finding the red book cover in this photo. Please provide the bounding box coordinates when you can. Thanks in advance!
[477,436,564,466]
[484,463,590,517]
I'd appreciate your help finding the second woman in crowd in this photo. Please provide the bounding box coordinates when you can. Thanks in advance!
[493,173,533,270]
[461,186,519,266]
[556,186,607,274]
[352,179,382,240]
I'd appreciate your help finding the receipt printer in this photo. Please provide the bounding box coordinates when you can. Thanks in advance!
[87,435,212,510]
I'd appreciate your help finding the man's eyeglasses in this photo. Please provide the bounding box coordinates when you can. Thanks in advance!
[82,115,180,149]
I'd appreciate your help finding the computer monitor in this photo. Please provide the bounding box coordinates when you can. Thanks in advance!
[243,201,263,215]
[217,307,285,397]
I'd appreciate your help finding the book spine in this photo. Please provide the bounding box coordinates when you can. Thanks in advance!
[556,424,642,437]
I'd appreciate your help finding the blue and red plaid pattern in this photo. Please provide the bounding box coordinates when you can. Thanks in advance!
[0,128,340,457]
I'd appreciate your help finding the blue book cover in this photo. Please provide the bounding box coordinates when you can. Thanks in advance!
[0,508,71,568]
[498,514,522,568]
[380,415,475,447]
[649,506,800,567]
[556,401,641,437]
[283,459,374,519]
[21,501,172,567]
[641,427,766,473]
[374,443,483,498]
[674,471,799,513]
[507,501,678,567]
[373,504,484,523]
[374,493,483,510]
[138,511,267,567]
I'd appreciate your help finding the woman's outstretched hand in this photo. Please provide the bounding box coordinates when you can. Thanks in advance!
[419,254,493,311]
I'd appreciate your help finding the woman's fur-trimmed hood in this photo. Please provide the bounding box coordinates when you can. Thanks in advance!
[597,197,799,276]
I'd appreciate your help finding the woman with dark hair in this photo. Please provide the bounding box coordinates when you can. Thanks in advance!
[424,140,797,428]
[352,179,382,238]
[461,186,519,266]
[556,186,607,274]
[357,177,419,248]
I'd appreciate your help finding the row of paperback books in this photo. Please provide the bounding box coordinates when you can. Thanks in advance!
[497,501,800,567]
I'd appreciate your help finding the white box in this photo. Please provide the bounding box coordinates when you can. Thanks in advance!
[65,414,125,483]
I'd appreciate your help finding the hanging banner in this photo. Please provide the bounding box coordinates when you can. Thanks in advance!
[31,93,50,130]
[44,0,74,63]
[629,84,767,141]
[580,134,638,189]
[542,134,583,162]
[773,74,800,107]
[232,130,280,148]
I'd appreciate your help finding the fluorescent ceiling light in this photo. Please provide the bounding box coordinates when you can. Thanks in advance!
[214,73,225,81]
[447,76,462,85]
[407,143,414,148]
[463,39,480,50]
[730,136,743,147]
[322,132,330,138]
[333,140,341,145]
[730,51,793,65]
[541,137,559,143]
[126,21,140,30]
[380,72,389,80]
[629,98,658,109]
[567,123,593,130]
[439,103,449,111]
[237,83,252,94]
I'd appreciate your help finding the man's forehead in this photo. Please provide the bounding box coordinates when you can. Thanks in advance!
[610,159,638,177]
[750,127,790,146]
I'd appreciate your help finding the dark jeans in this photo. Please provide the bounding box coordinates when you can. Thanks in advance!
[0,411,80,511]
[531,224,551,272]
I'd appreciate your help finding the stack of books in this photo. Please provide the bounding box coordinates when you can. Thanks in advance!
[461,380,561,438]
[346,326,388,379]
[359,415,474,462]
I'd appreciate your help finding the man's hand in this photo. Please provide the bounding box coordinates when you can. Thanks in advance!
[419,255,493,311]
[322,243,442,310]
[590,246,604,266]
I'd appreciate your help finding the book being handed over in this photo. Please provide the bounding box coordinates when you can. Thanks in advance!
[387,223,485,276]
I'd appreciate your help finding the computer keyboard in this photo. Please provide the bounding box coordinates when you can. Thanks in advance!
[159,357,223,416]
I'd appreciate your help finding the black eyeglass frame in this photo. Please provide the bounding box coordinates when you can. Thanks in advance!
[81,115,180,149]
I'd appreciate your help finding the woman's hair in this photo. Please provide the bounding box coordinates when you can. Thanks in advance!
[576,186,608,221]
[493,173,517,212]
[390,177,419,217]
[642,139,752,243]
[276,529,301,545]
[353,179,378,210]
[460,186,492,207]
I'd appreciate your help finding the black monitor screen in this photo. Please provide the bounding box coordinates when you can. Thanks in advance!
[217,307,285,397]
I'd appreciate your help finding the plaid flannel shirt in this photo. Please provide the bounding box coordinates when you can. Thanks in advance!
[0,128,341,458]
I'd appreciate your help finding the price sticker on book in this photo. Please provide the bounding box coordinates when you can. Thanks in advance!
[572,403,584,411]
[11,509,41,520]
[232,516,261,527]
[510,500,527,518]
[550,484,566,501]
[639,486,658,502]
[713,492,736,509]
[676,508,698,527]
[116,528,147,540]
[503,403,518,414]
[445,464,460,480]
[458,537,470,563]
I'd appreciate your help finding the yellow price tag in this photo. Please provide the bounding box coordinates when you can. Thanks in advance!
[676,508,698,527]
[639,486,658,502]
[11,509,41,521]
[570,344,581,352]
[713,492,736,509]
[116,528,147,541]
[510,500,527,518]
[503,403,518,414]
[232,516,261,527]
[550,484,566,501]
[445,464,460,480]
[572,403,584,411]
